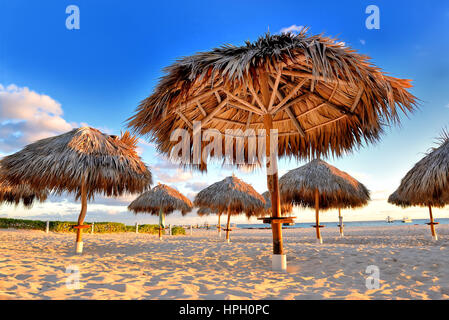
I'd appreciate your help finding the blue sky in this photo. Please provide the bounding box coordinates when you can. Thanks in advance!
[1,0,449,224]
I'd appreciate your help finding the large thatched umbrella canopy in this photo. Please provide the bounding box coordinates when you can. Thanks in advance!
[279,159,370,241]
[194,175,265,242]
[0,180,48,208]
[0,127,152,253]
[388,133,449,240]
[128,30,416,270]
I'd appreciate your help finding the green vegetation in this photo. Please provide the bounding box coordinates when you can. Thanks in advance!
[0,217,186,235]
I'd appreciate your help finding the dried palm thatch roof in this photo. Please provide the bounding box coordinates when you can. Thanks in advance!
[196,206,224,217]
[0,180,48,208]
[0,127,152,199]
[128,30,417,171]
[262,191,293,215]
[388,132,449,208]
[279,159,370,210]
[194,175,265,217]
[128,183,193,215]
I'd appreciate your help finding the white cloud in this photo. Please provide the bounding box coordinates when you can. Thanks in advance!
[280,25,304,35]
[154,168,192,183]
[0,84,76,152]
[360,39,366,45]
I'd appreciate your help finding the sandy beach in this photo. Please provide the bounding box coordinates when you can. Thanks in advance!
[1,225,448,300]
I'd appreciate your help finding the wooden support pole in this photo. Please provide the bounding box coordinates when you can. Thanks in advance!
[428,205,438,240]
[260,70,284,258]
[217,214,222,238]
[91,222,94,234]
[75,182,88,254]
[135,222,139,234]
[46,221,49,234]
[315,189,322,244]
[226,206,231,243]
[190,224,193,236]
[338,208,344,238]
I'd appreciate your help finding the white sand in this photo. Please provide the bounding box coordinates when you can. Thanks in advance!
[1,224,449,300]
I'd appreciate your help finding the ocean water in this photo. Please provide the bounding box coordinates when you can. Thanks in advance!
[237,218,449,229]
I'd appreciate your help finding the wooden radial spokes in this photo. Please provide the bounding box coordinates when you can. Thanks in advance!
[172,64,363,138]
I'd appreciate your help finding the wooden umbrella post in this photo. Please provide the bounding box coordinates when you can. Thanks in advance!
[158,209,164,241]
[428,205,438,241]
[260,71,286,272]
[225,206,231,243]
[75,182,88,254]
[338,208,344,238]
[314,189,323,244]
[217,214,222,238]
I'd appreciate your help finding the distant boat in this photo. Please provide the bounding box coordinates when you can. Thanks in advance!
[402,217,412,223]
[283,222,295,226]
[386,216,394,223]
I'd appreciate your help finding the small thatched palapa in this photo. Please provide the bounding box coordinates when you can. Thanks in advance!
[0,127,152,253]
[128,30,416,270]
[388,132,449,240]
[0,180,48,208]
[194,175,265,242]
[128,183,192,240]
[128,183,193,215]
[279,159,370,241]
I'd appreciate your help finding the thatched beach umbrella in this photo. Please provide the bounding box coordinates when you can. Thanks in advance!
[128,30,416,270]
[194,176,265,243]
[128,183,193,240]
[0,127,152,253]
[388,132,449,240]
[279,159,370,242]
[0,180,48,208]
[197,206,224,237]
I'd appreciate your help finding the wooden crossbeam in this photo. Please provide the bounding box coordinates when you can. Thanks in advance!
[282,70,351,86]
[196,101,207,117]
[270,78,307,114]
[246,82,267,113]
[272,92,311,115]
[214,91,222,103]
[175,110,193,129]
[268,70,282,111]
[350,87,364,112]
[175,87,223,111]
[203,99,228,126]
[246,112,253,130]
[224,90,262,114]
[285,107,306,137]
[228,101,264,115]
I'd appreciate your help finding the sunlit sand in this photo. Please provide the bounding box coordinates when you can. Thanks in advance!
[1,225,448,300]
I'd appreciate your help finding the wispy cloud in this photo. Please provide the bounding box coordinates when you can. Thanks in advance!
[0,84,76,153]
[279,25,304,34]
